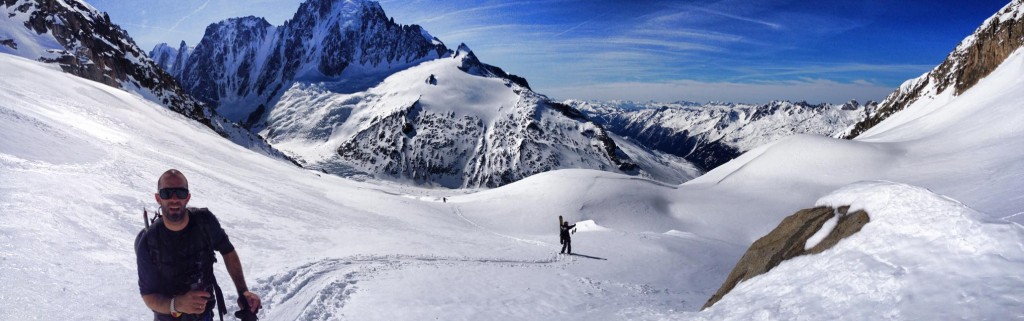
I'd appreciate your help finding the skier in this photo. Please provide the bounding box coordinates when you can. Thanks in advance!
[560,221,577,254]
[135,169,262,321]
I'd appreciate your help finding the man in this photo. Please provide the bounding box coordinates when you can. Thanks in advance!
[135,169,262,320]
[560,221,577,255]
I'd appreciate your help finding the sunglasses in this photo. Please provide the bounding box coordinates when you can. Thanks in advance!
[158,187,190,200]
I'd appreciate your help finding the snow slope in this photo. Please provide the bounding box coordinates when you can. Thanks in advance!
[651,5,1024,317]
[699,181,1024,320]
[5,1,1024,319]
[667,45,1024,246]
[265,45,701,188]
[153,0,697,188]
[0,0,290,161]
[0,53,729,320]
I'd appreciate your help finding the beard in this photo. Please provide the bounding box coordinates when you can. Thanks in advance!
[162,205,186,222]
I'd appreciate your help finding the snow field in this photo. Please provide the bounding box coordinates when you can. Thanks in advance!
[697,181,1024,320]
[0,54,734,320]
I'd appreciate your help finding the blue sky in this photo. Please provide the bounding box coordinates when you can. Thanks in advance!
[89,0,1009,104]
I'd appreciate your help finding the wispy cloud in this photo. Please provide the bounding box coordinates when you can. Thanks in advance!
[723,63,935,82]
[599,37,721,52]
[169,0,211,31]
[415,2,520,24]
[689,7,782,30]
[630,28,746,43]
[553,14,603,37]
[545,79,894,104]
[436,24,547,42]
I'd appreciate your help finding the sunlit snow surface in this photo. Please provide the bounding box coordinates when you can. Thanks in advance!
[700,181,1024,320]
[0,54,733,320]
[4,33,1024,321]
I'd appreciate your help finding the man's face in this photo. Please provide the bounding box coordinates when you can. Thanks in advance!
[155,174,190,222]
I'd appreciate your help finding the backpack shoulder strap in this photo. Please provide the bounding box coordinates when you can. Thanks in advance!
[139,217,166,268]
[187,208,229,321]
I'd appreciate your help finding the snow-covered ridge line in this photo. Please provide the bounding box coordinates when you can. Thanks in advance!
[146,0,699,187]
[265,46,701,187]
[847,0,1024,138]
[1,0,293,161]
[157,0,450,125]
[570,99,872,171]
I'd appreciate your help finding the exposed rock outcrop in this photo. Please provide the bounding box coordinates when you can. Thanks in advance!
[1,0,295,162]
[702,206,870,309]
[164,0,451,125]
[846,0,1024,138]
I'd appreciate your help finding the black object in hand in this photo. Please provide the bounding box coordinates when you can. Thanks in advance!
[235,297,259,321]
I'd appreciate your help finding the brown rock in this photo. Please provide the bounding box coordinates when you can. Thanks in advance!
[702,206,870,310]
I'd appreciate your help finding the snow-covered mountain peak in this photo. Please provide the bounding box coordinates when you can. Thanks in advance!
[214,15,271,29]
[848,0,1024,138]
[376,50,520,123]
[265,48,698,187]
[291,0,381,22]
[957,0,1023,51]
[154,0,691,187]
[149,40,193,80]
[167,0,450,125]
[455,43,474,57]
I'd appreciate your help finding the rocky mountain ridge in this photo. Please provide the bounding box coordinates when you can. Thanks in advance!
[571,100,874,171]
[0,0,290,159]
[152,0,450,129]
[263,44,700,187]
[846,0,1024,138]
[148,0,700,187]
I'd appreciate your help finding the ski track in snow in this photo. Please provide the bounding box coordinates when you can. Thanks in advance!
[255,253,568,319]
[450,204,552,247]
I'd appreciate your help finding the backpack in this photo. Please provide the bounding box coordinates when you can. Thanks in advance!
[138,208,228,321]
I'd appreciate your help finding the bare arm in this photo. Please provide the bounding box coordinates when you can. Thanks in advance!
[223,250,263,313]
[223,250,249,294]
[142,291,210,315]
[142,294,173,314]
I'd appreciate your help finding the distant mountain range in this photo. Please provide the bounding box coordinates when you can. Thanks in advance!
[571,100,875,171]
[6,0,974,188]
[145,0,700,187]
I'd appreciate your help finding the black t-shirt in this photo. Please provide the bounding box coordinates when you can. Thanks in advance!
[135,208,234,317]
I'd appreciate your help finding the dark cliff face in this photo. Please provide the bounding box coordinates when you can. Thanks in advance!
[178,16,274,108]
[149,41,191,77]
[1,0,209,120]
[847,0,1024,138]
[170,0,450,125]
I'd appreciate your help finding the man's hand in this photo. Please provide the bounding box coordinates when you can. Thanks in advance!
[175,290,211,314]
[238,291,262,313]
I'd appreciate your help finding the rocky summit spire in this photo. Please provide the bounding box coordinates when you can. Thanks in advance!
[170,0,450,124]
